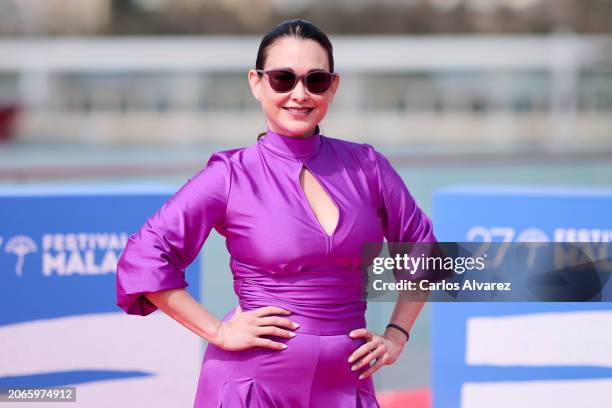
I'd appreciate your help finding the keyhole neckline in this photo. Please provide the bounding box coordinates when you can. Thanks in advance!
[298,165,341,238]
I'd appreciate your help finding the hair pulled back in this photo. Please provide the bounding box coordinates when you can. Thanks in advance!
[255,19,334,140]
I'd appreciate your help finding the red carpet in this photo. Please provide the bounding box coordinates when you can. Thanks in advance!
[378,388,431,408]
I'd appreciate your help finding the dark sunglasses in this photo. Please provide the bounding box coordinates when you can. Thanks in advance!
[256,68,336,94]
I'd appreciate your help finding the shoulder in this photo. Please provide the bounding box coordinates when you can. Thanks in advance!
[321,135,389,172]
[179,147,247,192]
[321,135,390,203]
[206,146,246,167]
[207,142,267,171]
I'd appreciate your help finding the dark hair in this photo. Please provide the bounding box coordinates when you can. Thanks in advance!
[255,19,334,140]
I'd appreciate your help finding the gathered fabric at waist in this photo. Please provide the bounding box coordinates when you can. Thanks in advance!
[233,270,367,335]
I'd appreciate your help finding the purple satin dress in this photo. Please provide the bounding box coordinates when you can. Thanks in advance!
[116,127,436,407]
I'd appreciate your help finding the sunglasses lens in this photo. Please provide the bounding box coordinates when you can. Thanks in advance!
[264,69,333,94]
[306,72,332,94]
[267,70,296,92]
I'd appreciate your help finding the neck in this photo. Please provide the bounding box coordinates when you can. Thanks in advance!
[259,125,322,159]
[268,125,318,139]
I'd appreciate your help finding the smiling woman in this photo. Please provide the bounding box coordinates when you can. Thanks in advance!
[248,23,338,139]
[116,19,436,408]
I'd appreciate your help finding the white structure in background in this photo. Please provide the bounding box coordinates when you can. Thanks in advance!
[0,35,611,147]
[462,311,612,408]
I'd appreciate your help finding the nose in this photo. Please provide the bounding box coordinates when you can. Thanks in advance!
[290,79,309,102]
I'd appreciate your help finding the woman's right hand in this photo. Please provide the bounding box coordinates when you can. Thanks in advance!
[212,305,299,351]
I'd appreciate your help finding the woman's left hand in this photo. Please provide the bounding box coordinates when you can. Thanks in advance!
[347,328,406,379]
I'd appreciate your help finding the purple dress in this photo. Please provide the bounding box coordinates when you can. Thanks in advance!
[116,127,436,407]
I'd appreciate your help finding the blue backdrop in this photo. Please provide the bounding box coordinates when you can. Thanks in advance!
[0,185,201,395]
[431,185,612,408]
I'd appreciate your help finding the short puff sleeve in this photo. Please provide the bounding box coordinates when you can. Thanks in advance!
[116,153,230,316]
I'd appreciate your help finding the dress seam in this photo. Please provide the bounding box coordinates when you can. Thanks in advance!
[305,334,321,408]
[223,156,234,223]
[368,145,384,216]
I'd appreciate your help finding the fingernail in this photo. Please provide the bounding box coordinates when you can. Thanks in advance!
[348,357,353,363]
[359,375,364,380]
[293,323,300,328]
[289,332,296,337]
[351,365,357,371]
[282,344,288,349]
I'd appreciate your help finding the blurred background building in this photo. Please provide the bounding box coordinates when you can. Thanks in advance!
[1,0,611,150]
[2,34,612,149]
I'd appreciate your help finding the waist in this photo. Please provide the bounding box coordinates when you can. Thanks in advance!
[236,278,366,335]
[283,311,365,335]
[225,303,366,336]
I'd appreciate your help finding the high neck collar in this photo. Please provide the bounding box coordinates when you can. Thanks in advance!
[260,126,322,159]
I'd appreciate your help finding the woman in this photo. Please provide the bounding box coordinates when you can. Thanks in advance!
[116,19,436,407]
